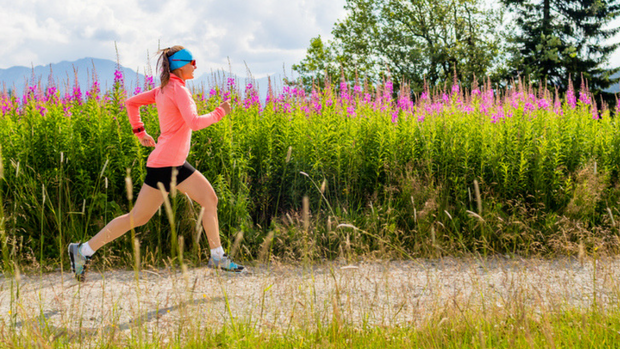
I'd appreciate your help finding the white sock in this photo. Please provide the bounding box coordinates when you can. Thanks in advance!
[80,242,95,257]
[211,246,225,260]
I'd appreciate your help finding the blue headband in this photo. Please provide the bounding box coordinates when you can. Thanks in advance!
[168,49,194,71]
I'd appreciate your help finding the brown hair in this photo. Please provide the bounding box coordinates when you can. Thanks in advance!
[157,45,185,92]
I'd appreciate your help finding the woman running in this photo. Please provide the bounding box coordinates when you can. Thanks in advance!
[68,45,244,281]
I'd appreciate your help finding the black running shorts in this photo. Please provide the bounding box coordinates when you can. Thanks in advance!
[144,162,196,192]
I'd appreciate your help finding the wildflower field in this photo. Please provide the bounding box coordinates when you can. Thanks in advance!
[1,69,619,268]
[3,69,620,348]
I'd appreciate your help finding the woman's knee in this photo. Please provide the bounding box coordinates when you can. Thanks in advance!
[196,189,218,208]
[127,211,153,227]
[210,192,219,207]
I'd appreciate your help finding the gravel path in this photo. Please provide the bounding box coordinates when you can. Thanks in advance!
[1,256,619,342]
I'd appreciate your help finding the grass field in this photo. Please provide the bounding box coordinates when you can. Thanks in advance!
[2,69,620,347]
[2,256,620,348]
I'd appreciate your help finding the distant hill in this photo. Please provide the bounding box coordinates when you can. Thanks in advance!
[0,57,282,102]
[606,71,620,94]
[0,57,147,97]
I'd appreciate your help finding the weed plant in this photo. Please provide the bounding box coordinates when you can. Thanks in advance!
[0,71,619,268]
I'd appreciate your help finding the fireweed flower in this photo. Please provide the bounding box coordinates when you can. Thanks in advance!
[72,85,83,105]
[566,89,577,108]
[415,107,426,122]
[591,99,599,120]
[295,88,306,99]
[282,86,291,97]
[243,83,261,111]
[145,75,155,90]
[537,98,550,110]
[432,102,444,114]
[114,69,124,87]
[524,101,536,113]
[451,84,460,95]
[45,86,57,102]
[479,103,490,115]
[227,78,236,89]
[347,105,356,117]
[397,94,413,111]
[442,93,450,104]
[363,93,372,104]
[86,81,101,101]
[313,101,322,113]
[461,104,474,114]
[340,81,350,102]
[282,103,292,113]
[63,105,72,117]
[311,89,322,114]
[37,105,47,117]
[483,90,494,104]
[579,91,591,105]
[383,80,393,103]
[491,105,506,123]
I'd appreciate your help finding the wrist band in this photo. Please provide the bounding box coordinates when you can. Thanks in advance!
[132,126,145,134]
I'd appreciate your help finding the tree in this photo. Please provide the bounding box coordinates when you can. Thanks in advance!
[501,0,620,101]
[293,0,507,93]
[292,35,341,89]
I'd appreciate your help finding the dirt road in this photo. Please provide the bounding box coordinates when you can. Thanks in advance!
[1,256,619,341]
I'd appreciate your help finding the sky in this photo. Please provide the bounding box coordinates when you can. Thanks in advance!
[0,0,348,78]
[1,0,620,79]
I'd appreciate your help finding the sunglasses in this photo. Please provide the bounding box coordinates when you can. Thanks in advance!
[171,59,196,67]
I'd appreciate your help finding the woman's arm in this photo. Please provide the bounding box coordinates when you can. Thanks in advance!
[173,86,228,131]
[125,88,158,140]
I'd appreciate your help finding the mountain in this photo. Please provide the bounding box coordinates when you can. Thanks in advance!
[0,58,285,102]
[606,71,620,94]
[0,57,147,97]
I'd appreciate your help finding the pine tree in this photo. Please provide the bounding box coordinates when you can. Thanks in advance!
[502,0,620,101]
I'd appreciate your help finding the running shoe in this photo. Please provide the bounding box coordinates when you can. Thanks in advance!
[207,254,245,273]
[68,243,91,282]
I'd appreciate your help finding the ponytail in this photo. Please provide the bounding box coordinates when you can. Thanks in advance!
[156,45,185,92]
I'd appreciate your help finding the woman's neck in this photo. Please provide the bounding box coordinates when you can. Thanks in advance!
[171,72,185,82]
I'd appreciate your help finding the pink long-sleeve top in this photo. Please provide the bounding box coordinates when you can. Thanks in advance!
[126,74,225,168]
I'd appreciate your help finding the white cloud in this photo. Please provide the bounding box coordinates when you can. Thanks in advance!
[0,0,347,78]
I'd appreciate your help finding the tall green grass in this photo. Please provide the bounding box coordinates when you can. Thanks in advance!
[0,76,619,267]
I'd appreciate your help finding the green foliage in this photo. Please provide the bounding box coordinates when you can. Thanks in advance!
[1,84,620,266]
[501,0,620,101]
[294,0,506,92]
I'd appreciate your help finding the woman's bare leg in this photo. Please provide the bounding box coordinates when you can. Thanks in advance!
[176,171,221,249]
[88,184,165,251]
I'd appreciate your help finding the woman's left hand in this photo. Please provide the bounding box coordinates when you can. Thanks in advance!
[140,134,156,147]
[219,100,232,115]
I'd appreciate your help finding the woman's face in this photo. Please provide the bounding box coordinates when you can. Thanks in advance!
[177,60,197,80]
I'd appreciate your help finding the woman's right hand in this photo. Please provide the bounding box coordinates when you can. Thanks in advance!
[140,134,156,147]
[219,100,232,115]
